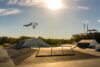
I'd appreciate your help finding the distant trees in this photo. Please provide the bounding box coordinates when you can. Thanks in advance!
[0,37,18,45]
[0,36,33,45]
[38,37,69,46]
[0,36,69,47]
[18,36,33,40]
[69,34,85,43]
[86,33,100,43]
[69,33,100,43]
[8,37,18,44]
[0,35,81,46]
[0,32,100,47]
[43,39,69,46]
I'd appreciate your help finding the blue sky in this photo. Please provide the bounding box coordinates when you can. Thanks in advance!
[0,0,100,39]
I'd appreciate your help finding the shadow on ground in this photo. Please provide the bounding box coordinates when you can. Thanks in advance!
[14,50,100,65]
[0,57,10,63]
[7,48,37,65]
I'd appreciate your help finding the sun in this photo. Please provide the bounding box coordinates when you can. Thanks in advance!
[45,0,63,10]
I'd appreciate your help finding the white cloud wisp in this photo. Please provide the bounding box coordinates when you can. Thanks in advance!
[0,8,22,16]
[78,6,90,10]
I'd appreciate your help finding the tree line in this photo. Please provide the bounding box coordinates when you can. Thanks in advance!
[69,32,100,43]
[0,32,100,46]
[0,36,70,46]
[0,36,32,45]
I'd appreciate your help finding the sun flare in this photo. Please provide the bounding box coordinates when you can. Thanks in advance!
[45,0,63,10]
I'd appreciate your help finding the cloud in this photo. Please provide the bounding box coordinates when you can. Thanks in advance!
[0,8,22,16]
[7,0,89,11]
[18,0,45,7]
[8,0,18,5]
[7,0,65,8]
[78,6,90,10]
[7,0,47,7]
[75,0,87,1]
[97,19,100,23]
[74,0,80,1]
[0,9,6,13]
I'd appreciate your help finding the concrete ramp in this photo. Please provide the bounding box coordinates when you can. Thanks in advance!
[36,47,75,57]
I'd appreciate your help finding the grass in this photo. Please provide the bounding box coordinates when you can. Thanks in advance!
[0,45,3,47]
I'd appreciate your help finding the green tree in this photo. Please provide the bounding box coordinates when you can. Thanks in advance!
[19,36,33,40]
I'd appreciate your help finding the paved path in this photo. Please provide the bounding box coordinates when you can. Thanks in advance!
[16,48,100,67]
[1,47,100,67]
[17,58,100,67]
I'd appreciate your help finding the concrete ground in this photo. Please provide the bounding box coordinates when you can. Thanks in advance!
[0,47,15,67]
[1,47,100,67]
[17,59,100,67]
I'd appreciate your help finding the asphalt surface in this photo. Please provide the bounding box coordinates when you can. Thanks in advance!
[0,48,15,67]
[1,47,100,67]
